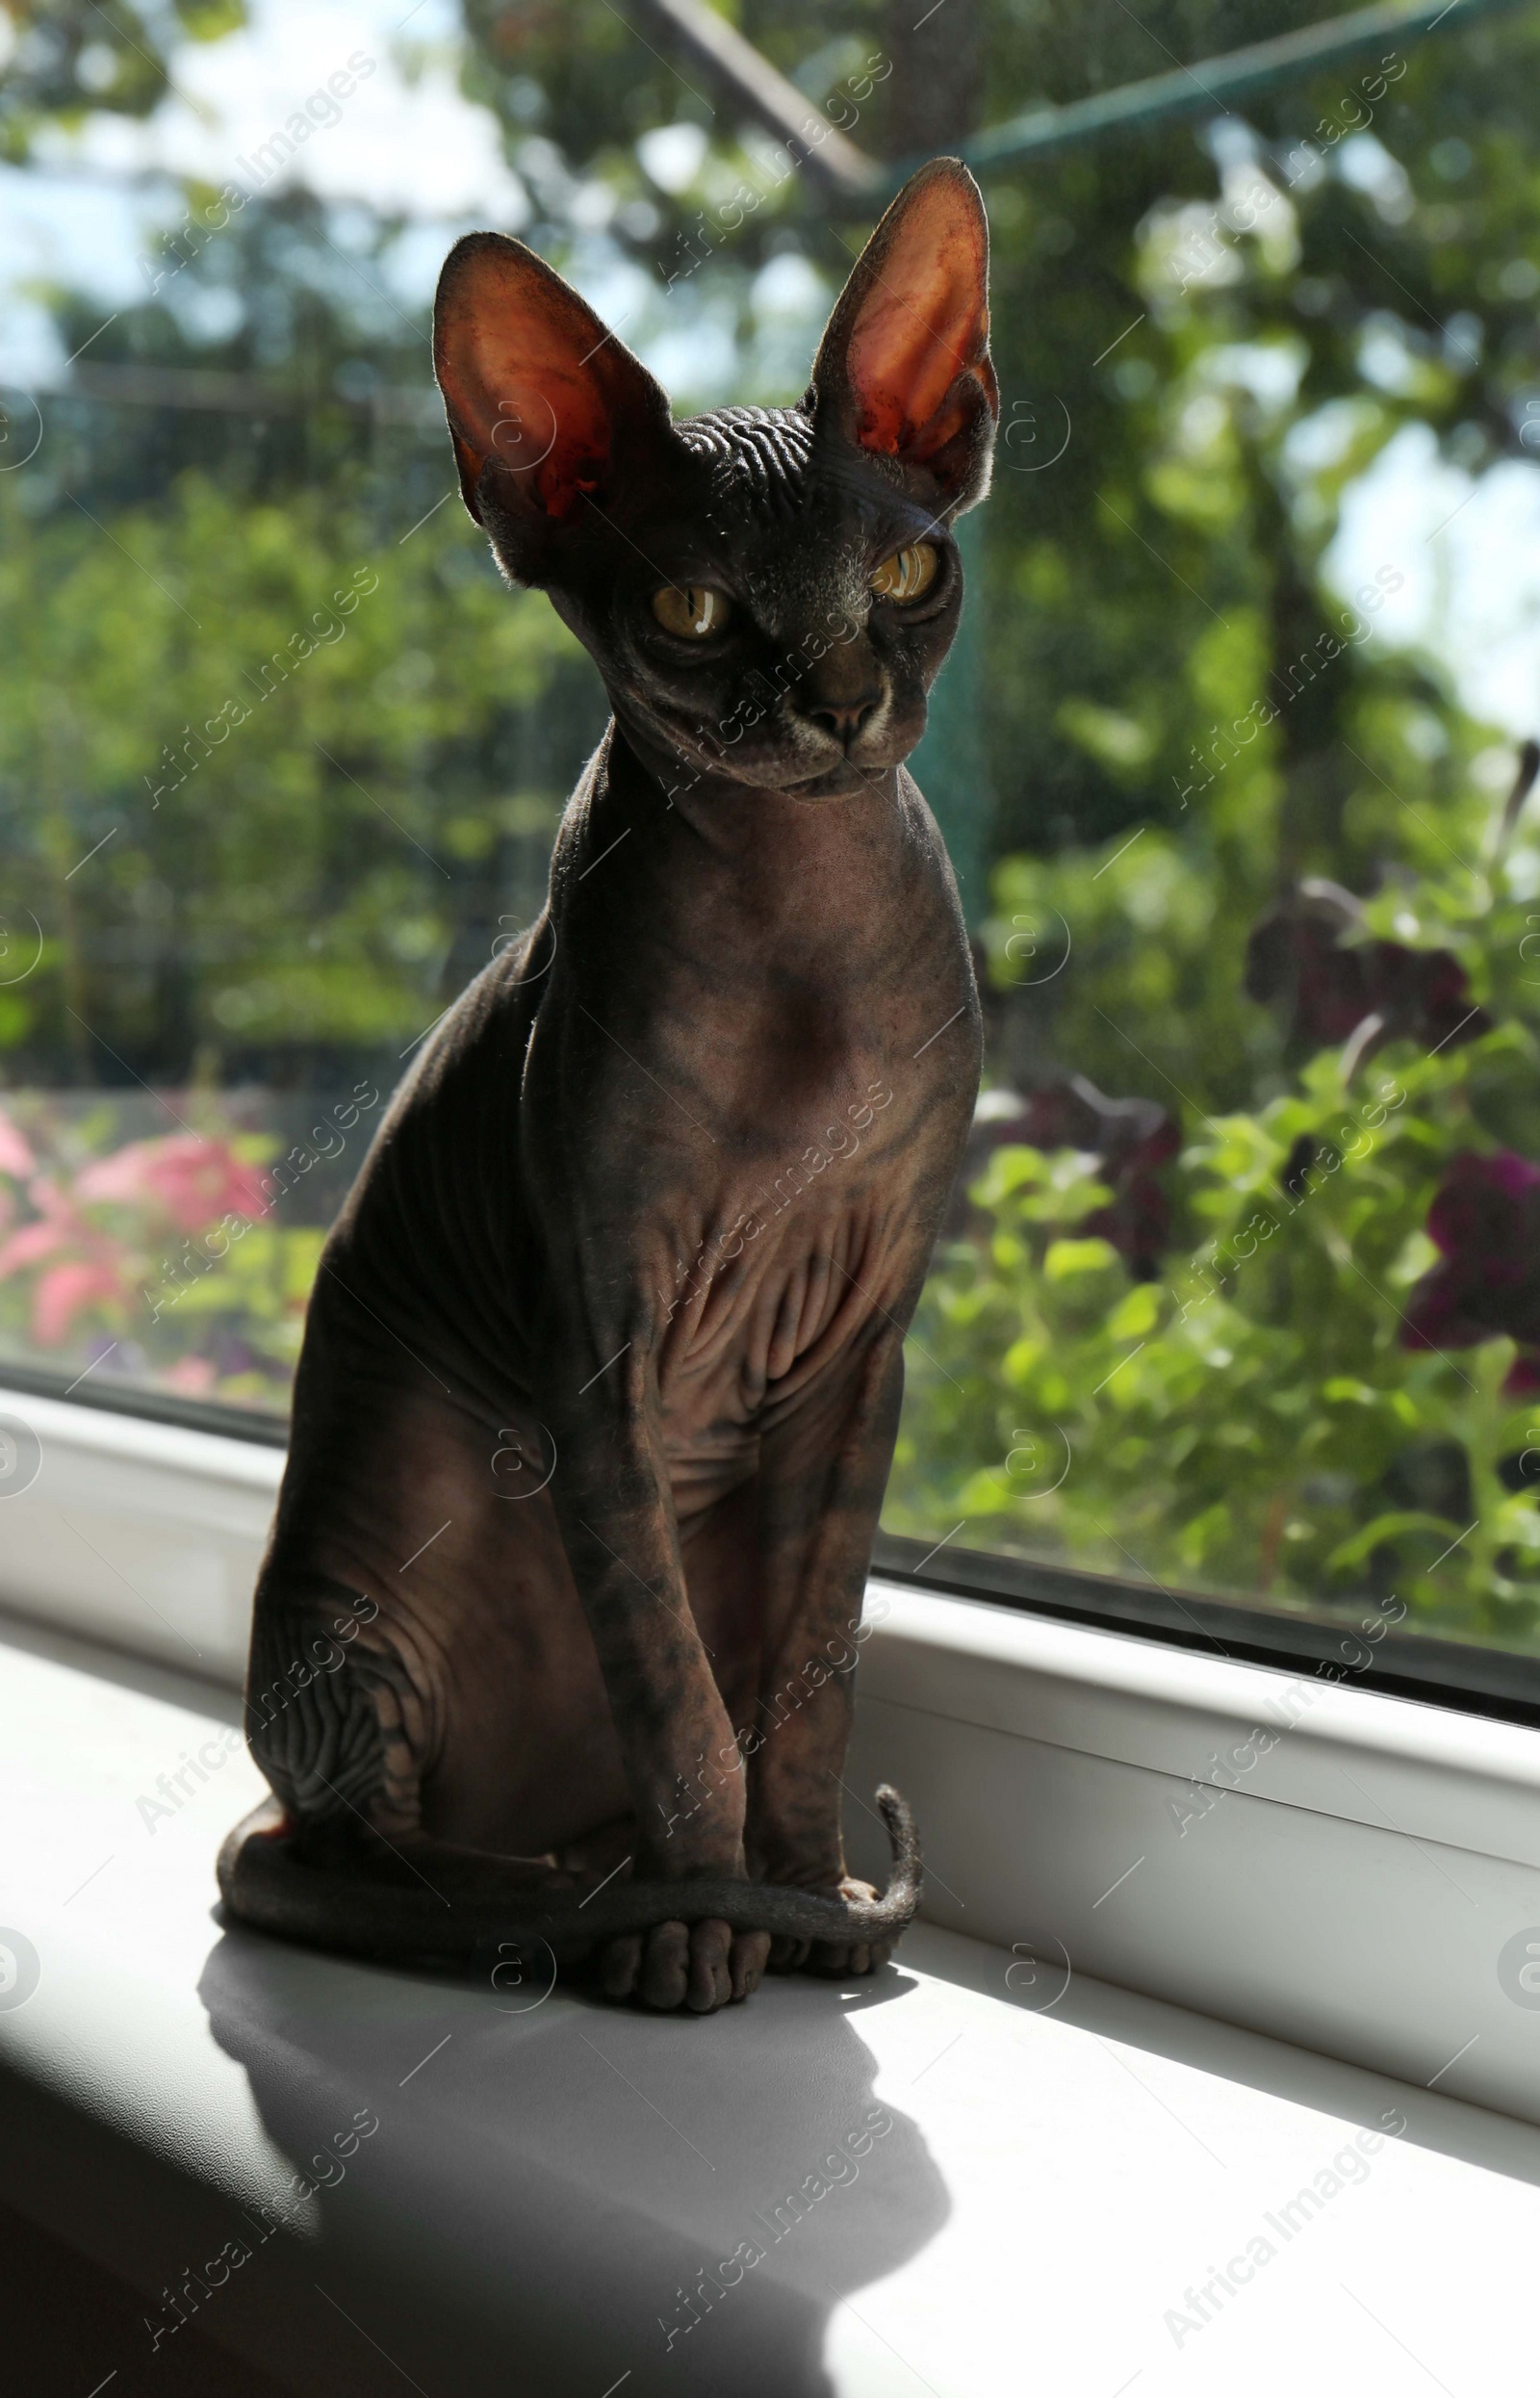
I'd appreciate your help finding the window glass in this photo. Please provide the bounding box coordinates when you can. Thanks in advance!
[5,0,1540,1671]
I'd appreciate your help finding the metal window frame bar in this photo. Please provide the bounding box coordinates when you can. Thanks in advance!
[5,1353,1536,1725]
[874,1530,1540,1729]
[875,0,1529,192]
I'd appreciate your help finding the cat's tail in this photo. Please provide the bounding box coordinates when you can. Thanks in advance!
[217,1785,923,1972]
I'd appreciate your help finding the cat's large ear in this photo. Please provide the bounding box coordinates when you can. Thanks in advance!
[433,232,676,559]
[808,157,998,514]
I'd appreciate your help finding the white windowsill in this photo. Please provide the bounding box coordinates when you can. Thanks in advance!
[3,1614,1540,2397]
[4,1381,1540,2125]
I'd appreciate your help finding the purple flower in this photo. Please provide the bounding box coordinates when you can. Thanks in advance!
[1403,1149,1540,1388]
[1245,879,1489,1058]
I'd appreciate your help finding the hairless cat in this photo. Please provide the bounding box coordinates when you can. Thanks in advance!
[218,156,998,2013]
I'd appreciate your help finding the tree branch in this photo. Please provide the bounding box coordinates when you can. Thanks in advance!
[630,0,880,196]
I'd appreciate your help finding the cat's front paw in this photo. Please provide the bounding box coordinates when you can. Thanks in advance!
[599,1919,771,2013]
[766,1877,891,1979]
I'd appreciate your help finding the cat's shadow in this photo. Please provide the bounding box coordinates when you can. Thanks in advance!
[198,1923,950,2398]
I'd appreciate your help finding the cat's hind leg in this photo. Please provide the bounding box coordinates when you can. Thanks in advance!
[225,1569,761,2007]
[224,1564,586,1967]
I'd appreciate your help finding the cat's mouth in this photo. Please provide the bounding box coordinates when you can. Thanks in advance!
[728,704,918,796]
[625,687,921,801]
[779,756,893,799]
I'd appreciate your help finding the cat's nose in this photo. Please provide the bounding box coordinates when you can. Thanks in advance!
[806,692,881,748]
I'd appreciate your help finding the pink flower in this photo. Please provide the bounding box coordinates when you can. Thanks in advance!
[0,1173,138,1344]
[0,1107,35,1179]
[76,1134,268,1232]
[33,1260,125,1346]
[162,1355,218,1395]
[0,1218,68,1276]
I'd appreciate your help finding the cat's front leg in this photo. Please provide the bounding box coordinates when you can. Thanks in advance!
[746,1328,906,1976]
[540,1337,771,2011]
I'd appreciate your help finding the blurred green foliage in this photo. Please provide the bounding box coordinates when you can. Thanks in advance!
[0,472,584,1078]
[9,0,1540,1647]
[889,884,1540,1642]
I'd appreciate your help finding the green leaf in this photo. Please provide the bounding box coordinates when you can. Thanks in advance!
[1043,1237,1119,1281]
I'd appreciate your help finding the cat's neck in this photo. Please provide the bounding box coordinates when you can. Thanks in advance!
[555,715,952,1000]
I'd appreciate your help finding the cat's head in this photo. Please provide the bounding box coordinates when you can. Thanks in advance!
[432,159,997,803]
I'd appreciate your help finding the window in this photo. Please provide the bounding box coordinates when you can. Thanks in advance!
[4,0,1539,1709]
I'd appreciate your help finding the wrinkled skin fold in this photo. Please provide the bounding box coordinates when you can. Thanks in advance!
[218,158,998,2015]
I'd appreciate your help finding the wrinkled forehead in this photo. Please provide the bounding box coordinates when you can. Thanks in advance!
[674,402,932,626]
[677,404,820,524]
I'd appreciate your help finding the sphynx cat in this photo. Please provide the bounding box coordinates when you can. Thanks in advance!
[219,156,997,2013]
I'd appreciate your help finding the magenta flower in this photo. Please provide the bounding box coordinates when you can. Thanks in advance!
[1403,1150,1540,1389]
[1246,879,1489,1058]
[967,1073,1180,1276]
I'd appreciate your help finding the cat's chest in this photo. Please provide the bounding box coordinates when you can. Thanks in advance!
[647,1063,958,1472]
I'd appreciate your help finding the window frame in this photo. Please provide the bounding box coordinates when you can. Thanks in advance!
[5,1372,1539,2122]
[3,1355,1531,1729]
[876,1531,1540,1732]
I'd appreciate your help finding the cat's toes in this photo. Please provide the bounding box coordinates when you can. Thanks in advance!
[637,1919,732,2011]
[598,1921,763,2010]
[684,1918,736,2012]
[805,1937,890,1976]
[767,1933,810,1973]
[730,1930,770,2001]
[636,1919,691,2008]
[600,1932,643,2000]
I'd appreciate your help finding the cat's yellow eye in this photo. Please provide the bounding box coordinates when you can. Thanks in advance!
[652,584,733,639]
[870,542,940,604]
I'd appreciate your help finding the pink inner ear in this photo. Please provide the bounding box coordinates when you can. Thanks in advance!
[512,354,611,521]
[437,255,618,521]
[845,200,990,465]
[456,328,612,521]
